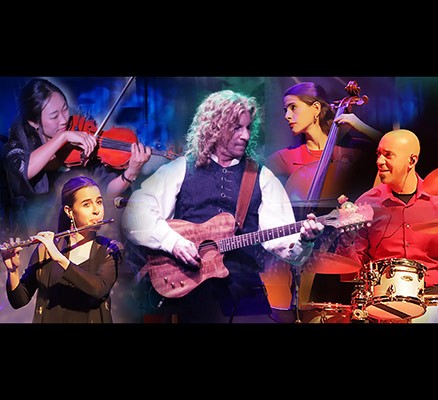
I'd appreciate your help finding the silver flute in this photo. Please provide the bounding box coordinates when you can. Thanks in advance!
[0,218,115,252]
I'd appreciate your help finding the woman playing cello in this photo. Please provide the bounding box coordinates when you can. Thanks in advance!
[263,80,382,321]
[267,81,382,206]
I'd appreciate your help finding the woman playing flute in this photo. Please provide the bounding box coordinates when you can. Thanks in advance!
[0,175,122,323]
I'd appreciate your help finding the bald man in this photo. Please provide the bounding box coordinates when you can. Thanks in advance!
[336,129,438,323]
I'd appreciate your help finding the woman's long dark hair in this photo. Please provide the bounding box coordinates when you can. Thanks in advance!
[58,176,100,232]
[284,82,334,135]
[9,78,68,152]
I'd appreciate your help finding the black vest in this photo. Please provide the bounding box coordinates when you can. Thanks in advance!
[174,158,265,273]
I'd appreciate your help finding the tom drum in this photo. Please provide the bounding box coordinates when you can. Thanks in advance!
[362,258,427,322]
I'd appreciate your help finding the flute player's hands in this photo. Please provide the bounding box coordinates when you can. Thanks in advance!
[1,238,23,274]
[31,231,70,269]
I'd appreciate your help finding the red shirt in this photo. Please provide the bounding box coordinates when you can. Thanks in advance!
[337,175,438,287]
[266,142,377,203]
[267,143,361,179]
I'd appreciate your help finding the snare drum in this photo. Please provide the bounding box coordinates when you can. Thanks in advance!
[363,258,427,321]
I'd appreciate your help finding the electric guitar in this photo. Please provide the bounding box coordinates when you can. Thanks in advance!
[142,203,373,298]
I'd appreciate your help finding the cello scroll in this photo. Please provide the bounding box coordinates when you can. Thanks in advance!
[331,81,369,114]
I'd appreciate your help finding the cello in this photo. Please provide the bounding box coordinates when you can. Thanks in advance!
[285,80,369,216]
[261,81,370,318]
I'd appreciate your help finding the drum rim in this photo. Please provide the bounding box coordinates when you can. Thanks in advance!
[366,296,427,320]
[424,295,438,305]
[367,257,427,271]
[366,295,425,307]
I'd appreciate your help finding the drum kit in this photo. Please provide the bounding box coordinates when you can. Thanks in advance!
[262,217,438,323]
[265,253,433,324]
[351,258,428,323]
[262,167,438,323]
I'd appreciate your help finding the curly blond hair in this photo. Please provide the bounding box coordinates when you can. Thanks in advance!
[185,90,261,167]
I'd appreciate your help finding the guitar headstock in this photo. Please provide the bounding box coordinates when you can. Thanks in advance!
[323,202,374,230]
[163,146,181,160]
[150,146,182,160]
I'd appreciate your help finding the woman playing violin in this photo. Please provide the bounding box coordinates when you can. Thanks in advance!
[1,78,151,236]
[1,176,122,323]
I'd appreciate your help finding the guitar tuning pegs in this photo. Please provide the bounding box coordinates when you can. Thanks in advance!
[338,194,349,205]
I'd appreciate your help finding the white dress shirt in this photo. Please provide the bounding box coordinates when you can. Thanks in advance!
[122,156,314,267]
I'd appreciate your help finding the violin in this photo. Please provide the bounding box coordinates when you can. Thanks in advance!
[285,81,369,215]
[55,76,180,169]
[57,114,179,169]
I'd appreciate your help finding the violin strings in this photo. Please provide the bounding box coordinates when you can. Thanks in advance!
[97,137,132,151]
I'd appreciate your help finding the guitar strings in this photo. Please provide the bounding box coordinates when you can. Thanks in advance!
[183,206,370,252]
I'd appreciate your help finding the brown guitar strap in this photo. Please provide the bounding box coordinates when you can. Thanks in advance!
[235,157,259,230]
[134,157,259,289]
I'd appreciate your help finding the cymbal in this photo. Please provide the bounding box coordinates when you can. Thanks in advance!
[304,250,362,274]
[411,219,438,234]
[423,168,438,195]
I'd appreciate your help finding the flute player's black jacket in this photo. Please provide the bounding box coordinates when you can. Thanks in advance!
[7,234,122,323]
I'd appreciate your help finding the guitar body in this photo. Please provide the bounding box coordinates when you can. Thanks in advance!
[146,213,236,298]
[142,204,373,299]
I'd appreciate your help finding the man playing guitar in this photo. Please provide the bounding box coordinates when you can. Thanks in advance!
[122,90,325,323]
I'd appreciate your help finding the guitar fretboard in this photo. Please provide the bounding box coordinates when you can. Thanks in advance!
[218,215,326,253]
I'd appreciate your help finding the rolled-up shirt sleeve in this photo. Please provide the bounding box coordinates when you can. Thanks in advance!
[122,156,187,255]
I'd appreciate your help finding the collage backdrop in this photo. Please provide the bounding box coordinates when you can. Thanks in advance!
[0,76,435,322]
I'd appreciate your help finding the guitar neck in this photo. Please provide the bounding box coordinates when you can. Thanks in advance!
[218,215,327,253]
[151,148,168,158]
[150,147,179,160]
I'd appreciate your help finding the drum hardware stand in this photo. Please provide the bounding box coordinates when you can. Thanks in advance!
[319,310,330,323]
[350,278,370,323]
[290,266,302,323]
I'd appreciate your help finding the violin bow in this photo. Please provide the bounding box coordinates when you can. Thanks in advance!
[93,76,135,138]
